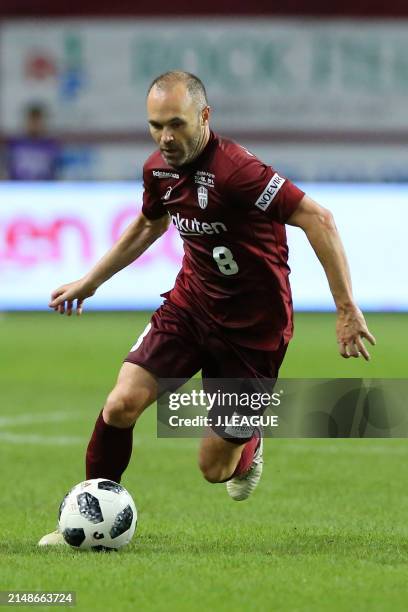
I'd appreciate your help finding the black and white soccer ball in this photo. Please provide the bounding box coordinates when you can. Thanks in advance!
[58,478,137,551]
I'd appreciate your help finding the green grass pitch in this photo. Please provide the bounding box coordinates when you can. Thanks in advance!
[1,311,407,612]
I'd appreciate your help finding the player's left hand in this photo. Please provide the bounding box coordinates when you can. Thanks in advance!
[336,305,376,361]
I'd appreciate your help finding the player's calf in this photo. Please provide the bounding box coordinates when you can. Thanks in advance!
[199,461,233,484]
[198,434,246,483]
[86,364,158,481]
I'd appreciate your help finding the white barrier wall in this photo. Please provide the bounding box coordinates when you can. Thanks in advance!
[2,19,407,133]
[0,182,406,311]
[2,19,407,183]
[57,143,408,183]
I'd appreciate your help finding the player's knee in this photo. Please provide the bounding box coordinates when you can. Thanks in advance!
[103,388,146,428]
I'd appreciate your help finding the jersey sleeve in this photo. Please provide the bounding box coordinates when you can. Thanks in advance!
[226,157,304,224]
[141,165,167,220]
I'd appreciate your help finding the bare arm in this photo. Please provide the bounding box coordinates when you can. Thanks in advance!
[49,212,170,315]
[287,194,376,360]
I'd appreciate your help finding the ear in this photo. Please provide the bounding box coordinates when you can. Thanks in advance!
[201,106,211,125]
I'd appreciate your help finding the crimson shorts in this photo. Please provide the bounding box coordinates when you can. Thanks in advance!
[124,299,288,381]
[124,300,288,441]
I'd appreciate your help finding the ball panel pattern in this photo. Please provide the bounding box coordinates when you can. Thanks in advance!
[63,527,86,547]
[58,492,70,520]
[77,492,103,524]
[109,504,133,538]
[97,480,124,494]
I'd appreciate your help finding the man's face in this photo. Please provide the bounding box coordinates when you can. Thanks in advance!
[147,83,209,167]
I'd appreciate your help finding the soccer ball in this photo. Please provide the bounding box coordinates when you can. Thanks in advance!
[58,478,137,551]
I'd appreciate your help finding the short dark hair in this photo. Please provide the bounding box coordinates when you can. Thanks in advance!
[147,71,208,109]
[25,103,47,119]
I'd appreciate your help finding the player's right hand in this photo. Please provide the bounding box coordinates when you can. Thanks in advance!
[336,304,376,361]
[49,279,97,316]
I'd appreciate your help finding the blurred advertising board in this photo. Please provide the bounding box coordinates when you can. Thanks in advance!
[56,143,408,183]
[0,182,406,311]
[1,19,407,133]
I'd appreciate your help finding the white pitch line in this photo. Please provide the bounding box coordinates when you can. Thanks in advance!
[1,411,404,454]
[0,411,85,445]
[0,432,85,445]
[0,411,82,429]
[2,431,405,453]
[279,442,408,456]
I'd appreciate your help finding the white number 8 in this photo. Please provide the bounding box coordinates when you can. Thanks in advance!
[212,246,239,276]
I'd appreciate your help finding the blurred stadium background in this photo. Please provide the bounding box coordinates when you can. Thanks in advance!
[0,1,407,315]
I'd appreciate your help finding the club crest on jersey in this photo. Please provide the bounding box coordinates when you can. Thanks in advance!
[197,186,208,209]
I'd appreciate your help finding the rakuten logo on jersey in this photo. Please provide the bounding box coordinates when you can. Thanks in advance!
[171,212,227,236]
[255,173,285,211]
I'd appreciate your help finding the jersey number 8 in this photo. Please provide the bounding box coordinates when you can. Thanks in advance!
[212,246,239,276]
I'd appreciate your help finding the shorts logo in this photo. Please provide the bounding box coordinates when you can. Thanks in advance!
[254,173,285,211]
[197,186,208,209]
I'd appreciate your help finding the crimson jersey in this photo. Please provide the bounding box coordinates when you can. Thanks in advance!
[142,132,304,350]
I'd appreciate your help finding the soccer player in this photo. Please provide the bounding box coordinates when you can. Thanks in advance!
[39,71,375,545]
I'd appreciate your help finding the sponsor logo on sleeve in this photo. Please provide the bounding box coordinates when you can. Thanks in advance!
[153,170,180,179]
[254,173,285,211]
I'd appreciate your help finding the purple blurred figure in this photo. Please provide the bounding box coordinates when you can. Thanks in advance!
[5,103,60,181]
